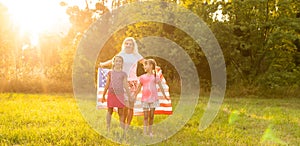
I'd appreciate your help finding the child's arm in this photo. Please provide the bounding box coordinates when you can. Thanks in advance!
[158,80,170,101]
[134,83,142,102]
[99,59,112,67]
[102,72,110,103]
[123,76,132,101]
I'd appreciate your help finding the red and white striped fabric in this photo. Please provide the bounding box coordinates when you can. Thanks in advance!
[96,67,172,116]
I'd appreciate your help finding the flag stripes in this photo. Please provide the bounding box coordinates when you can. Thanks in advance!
[96,68,172,116]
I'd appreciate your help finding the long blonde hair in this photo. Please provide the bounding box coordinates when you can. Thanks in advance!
[119,37,139,54]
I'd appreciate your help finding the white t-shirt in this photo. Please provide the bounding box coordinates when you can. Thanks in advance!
[118,52,143,81]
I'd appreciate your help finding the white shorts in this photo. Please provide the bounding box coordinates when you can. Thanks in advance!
[142,100,160,110]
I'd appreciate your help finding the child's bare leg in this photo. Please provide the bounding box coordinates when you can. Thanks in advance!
[124,101,134,130]
[143,108,149,135]
[127,106,134,126]
[118,108,125,129]
[123,100,129,129]
[123,106,128,122]
[107,108,113,132]
[149,108,155,136]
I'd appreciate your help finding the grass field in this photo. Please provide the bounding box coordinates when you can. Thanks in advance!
[0,93,299,145]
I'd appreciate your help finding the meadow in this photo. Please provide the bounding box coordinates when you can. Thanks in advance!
[0,93,299,145]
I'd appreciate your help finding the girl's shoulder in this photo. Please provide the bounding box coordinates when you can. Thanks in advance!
[140,74,148,78]
[111,70,126,74]
[121,71,127,76]
[109,70,116,74]
[140,74,155,79]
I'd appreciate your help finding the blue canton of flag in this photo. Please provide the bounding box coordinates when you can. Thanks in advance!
[98,68,109,88]
[96,68,110,110]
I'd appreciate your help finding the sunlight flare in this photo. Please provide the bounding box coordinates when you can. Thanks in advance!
[3,0,69,35]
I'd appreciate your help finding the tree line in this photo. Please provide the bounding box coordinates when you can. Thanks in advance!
[0,0,299,95]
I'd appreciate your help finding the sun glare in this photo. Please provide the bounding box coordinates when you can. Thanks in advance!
[1,0,70,36]
[1,0,113,36]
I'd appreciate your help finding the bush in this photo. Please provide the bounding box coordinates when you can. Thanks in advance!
[255,69,300,88]
[0,77,72,93]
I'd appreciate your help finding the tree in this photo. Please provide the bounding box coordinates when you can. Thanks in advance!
[0,3,19,88]
[211,0,300,87]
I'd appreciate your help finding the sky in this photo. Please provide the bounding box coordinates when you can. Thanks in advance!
[0,0,109,36]
[0,0,227,47]
[0,0,94,50]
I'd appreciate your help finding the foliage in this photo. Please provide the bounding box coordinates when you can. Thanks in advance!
[212,0,300,87]
[0,3,17,84]
[0,0,300,93]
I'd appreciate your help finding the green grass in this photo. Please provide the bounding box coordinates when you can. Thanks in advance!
[0,93,299,145]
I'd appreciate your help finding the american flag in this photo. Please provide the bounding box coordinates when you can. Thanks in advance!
[96,68,172,115]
